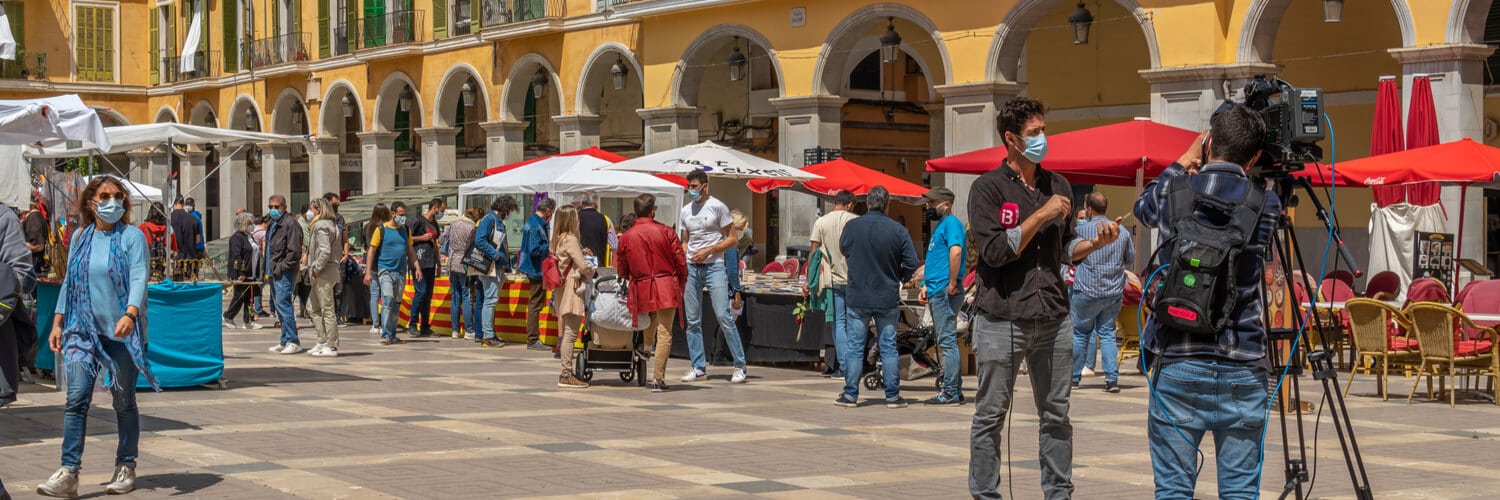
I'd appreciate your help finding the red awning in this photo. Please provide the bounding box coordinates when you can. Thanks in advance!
[1322,138,1500,186]
[925,119,1201,186]
[745,158,927,198]
[482,147,686,187]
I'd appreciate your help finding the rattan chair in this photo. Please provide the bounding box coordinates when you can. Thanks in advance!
[1116,306,1143,371]
[1404,303,1497,406]
[1343,298,1417,400]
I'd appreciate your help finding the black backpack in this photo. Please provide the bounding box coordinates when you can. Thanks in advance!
[1150,176,1267,336]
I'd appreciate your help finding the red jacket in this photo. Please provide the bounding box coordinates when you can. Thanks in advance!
[616,218,688,316]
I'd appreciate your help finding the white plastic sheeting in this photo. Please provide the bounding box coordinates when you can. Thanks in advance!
[1365,202,1447,302]
[0,94,111,150]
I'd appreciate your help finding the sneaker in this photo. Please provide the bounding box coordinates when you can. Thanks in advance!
[389,337,405,345]
[481,339,504,348]
[1104,381,1120,393]
[337,320,350,327]
[923,394,963,406]
[1082,366,1096,378]
[268,343,286,353]
[558,374,589,389]
[379,338,392,345]
[35,467,77,498]
[311,343,329,355]
[885,397,909,409]
[527,341,549,351]
[368,327,380,335]
[221,319,240,330]
[280,343,303,355]
[105,463,136,494]
[248,321,264,330]
[647,379,669,392]
[465,332,476,341]
[451,330,463,339]
[830,370,845,379]
[1071,380,1081,390]
[834,395,859,408]
[730,368,748,384]
[680,369,706,382]
[311,346,339,357]
[419,329,437,337]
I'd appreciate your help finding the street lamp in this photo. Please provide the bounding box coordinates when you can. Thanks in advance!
[291,105,304,125]
[879,17,902,64]
[461,81,475,107]
[398,86,414,113]
[531,71,549,100]
[244,109,256,130]
[610,57,628,91]
[1068,2,1094,45]
[727,37,747,82]
[341,94,354,118]
[1323,0,1343,23]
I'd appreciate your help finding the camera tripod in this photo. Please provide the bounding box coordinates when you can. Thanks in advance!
[1260,173,1373,500]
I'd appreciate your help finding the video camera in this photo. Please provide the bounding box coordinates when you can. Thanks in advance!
[1212,75,1325,176]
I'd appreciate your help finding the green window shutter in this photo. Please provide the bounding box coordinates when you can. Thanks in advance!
[222,0,237,72]
[272,0,280,37]
[101,8,114,81]
[166,4,175,59]
[454,101,465,145]
[469,0,479,30]
[292,0,302,33]
[523,84,535,142]
[5,2,22,53]
[317,0,329,57]
[199,1,209,55]
[150,8,159,84]
[431,0,445,40]
[394,108,411,151]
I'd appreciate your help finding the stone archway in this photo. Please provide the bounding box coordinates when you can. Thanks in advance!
[189,100,217,127]
[572,43,645,154]
[154,106,179,124]
[227,95,264,132]
[270,88,310,136]
[813,4,950,98]
[1238,0,1415,63]
[990,0,1160,83]
[1448,0,1498,44]
[499,53,564,158]
[373,71,424,185]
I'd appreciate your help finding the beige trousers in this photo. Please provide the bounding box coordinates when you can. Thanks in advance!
[309,276,339,347]
[559,314,583,377]
[643,308,677,381]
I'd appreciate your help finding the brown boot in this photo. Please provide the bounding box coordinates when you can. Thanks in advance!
[558,374,589,389]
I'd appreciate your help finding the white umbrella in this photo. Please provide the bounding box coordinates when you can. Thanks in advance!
[85,175,162,203]
[458,155,683,213]
[597,141,821,181]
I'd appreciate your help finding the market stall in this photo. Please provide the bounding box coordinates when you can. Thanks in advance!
[34,282,225,389]
[396,275,560,345]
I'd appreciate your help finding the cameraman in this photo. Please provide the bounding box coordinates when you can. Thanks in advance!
[1133,105,1280,499]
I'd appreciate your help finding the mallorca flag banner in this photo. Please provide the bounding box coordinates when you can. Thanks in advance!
[398,275,559,345]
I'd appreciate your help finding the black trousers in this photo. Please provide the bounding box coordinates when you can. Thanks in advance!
[224,284,254,323]
[0,318,18,406]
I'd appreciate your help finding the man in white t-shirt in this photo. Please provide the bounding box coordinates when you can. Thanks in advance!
[807,190,858,378]
[677,170,748,384]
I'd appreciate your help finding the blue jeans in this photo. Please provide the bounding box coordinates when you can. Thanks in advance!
[377,270,406,341]
[829,286,848,373]
[1149,358,1268,500]
[368,275,382,329]
[410,267,436,330]
[272,270,299,346]
[683,262,745,370]
[448,271,468,335]
[1071,293,1122,383]
[478,275,501,340]
[842,306,900,400]
[929,290,964,396]
[61,339,139,470]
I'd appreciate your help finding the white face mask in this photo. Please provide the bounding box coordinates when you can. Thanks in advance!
[305,210,315,221]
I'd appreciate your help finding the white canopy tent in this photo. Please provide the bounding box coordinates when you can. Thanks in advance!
[86,174,162,203]
[596,141,822,181]
[458,155,684,225]
[0,94,111,150]
[23,122,304,158]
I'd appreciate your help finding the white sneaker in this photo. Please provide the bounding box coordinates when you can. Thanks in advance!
[105,463,136,494]
[310,343,328,355]
[222,319,240,330]
[280,343,303,355]
[731,368,747,384]
[1081,367,1097,378]
[680,369,706,382]
[451,330,463,339]
[35,467,77,498]
[368,327,380,335]
[268,343,286,353]
[465,332,476,341]
[248,321,264,330]
[311,346,339,357]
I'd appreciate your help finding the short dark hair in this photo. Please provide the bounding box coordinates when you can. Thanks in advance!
[867,186,890,213]
[430,197,445,208]
[491,196,518,215]
[685,169,709,185]
[323,192,340,202]
[1085,192,1108,214]
[268,194,287,207]
[833,190,856,206]
[619,213,639,232]
[391,201,407,212]
[173,196,185,206]
[536,197,557,212]
[1209,104,1267,167]
[997,97,1046,138]
[633,193,657,218]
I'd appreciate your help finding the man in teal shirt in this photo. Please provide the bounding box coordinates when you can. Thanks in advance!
[919,187,967,406]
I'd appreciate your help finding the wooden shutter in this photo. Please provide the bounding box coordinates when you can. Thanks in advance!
[469,0,479,30]
[166,4,175,59]
[431,0,445,39]
[292,0,302,33]
[272,0,280,37]
[150,7,159,84]
[199,0,209,56]
[317,0,329,57]
[222,0,237,72]
[74,6,114,82]
[101,7,115,81]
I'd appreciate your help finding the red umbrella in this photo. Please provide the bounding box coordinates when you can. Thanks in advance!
[925,119,1201,186]
[746,158,927,199]
[1406,76,1440,149]
[482,147,686,187]
[1371,77,1405,156]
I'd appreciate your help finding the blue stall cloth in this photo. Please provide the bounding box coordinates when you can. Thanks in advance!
[32,282,224,389]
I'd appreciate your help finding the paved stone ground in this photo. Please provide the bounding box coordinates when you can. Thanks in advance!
[3,319,1499,499]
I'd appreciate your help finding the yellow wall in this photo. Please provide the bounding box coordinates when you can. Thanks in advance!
[1025,0,1151,111]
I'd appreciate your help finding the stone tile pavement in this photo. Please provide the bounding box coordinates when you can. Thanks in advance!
[3,320,1499,499]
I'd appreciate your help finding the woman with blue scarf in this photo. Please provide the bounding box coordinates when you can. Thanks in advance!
[37,177,156,498]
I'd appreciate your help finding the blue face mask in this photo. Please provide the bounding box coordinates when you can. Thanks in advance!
[96,200,125,224]
[268,208,283,220]
[1015,132,1048,164]
[394,215,407,226]
[688,189,702,202]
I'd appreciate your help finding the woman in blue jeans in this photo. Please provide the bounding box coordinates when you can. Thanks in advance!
[39,176,158,498]
[363,206,388,335]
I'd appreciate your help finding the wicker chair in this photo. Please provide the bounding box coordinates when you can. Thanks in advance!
[1343,298,1418,400]
[1404,303,1497,406]
[1116,306,1143,370]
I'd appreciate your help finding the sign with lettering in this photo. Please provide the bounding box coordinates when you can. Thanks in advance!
[1413,231,1455,287]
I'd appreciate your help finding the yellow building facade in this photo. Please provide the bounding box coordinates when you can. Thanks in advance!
[2,0,1496,265]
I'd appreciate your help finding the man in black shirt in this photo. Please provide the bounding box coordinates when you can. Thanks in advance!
[21,195,47,277]
[965,97,1120,499]
[170,197,202,281]
[576,193,612,266]
[406,198,443,337]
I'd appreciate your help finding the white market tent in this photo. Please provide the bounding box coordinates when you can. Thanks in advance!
[0,94,111,150]
[458,155,683,223]
[596,141,821,181]
[24,122,303,157]
[85,175,162,203]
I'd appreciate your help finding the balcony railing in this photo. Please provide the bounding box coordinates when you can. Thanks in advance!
[353,10,424,50]
[158,50,220,84]
[246,32,311,69]
[0,50,33,79]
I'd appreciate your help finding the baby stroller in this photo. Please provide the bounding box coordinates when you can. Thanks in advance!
[861,302,945,391]
[573,270,648,386]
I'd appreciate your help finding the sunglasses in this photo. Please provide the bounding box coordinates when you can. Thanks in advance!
[94,192,127,202]
[268,204,283,210]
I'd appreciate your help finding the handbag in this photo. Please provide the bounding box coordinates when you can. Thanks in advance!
[542,254,570,290]
[461,239,493,274]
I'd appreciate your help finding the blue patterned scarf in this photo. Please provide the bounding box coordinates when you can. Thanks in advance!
[61,224,159,392]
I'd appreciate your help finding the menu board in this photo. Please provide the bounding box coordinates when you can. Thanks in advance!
[1413,231,1455,287]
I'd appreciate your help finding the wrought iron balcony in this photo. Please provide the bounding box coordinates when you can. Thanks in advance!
[354,10,424,50]
[158,50,220,84]
[246,32,311,69]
